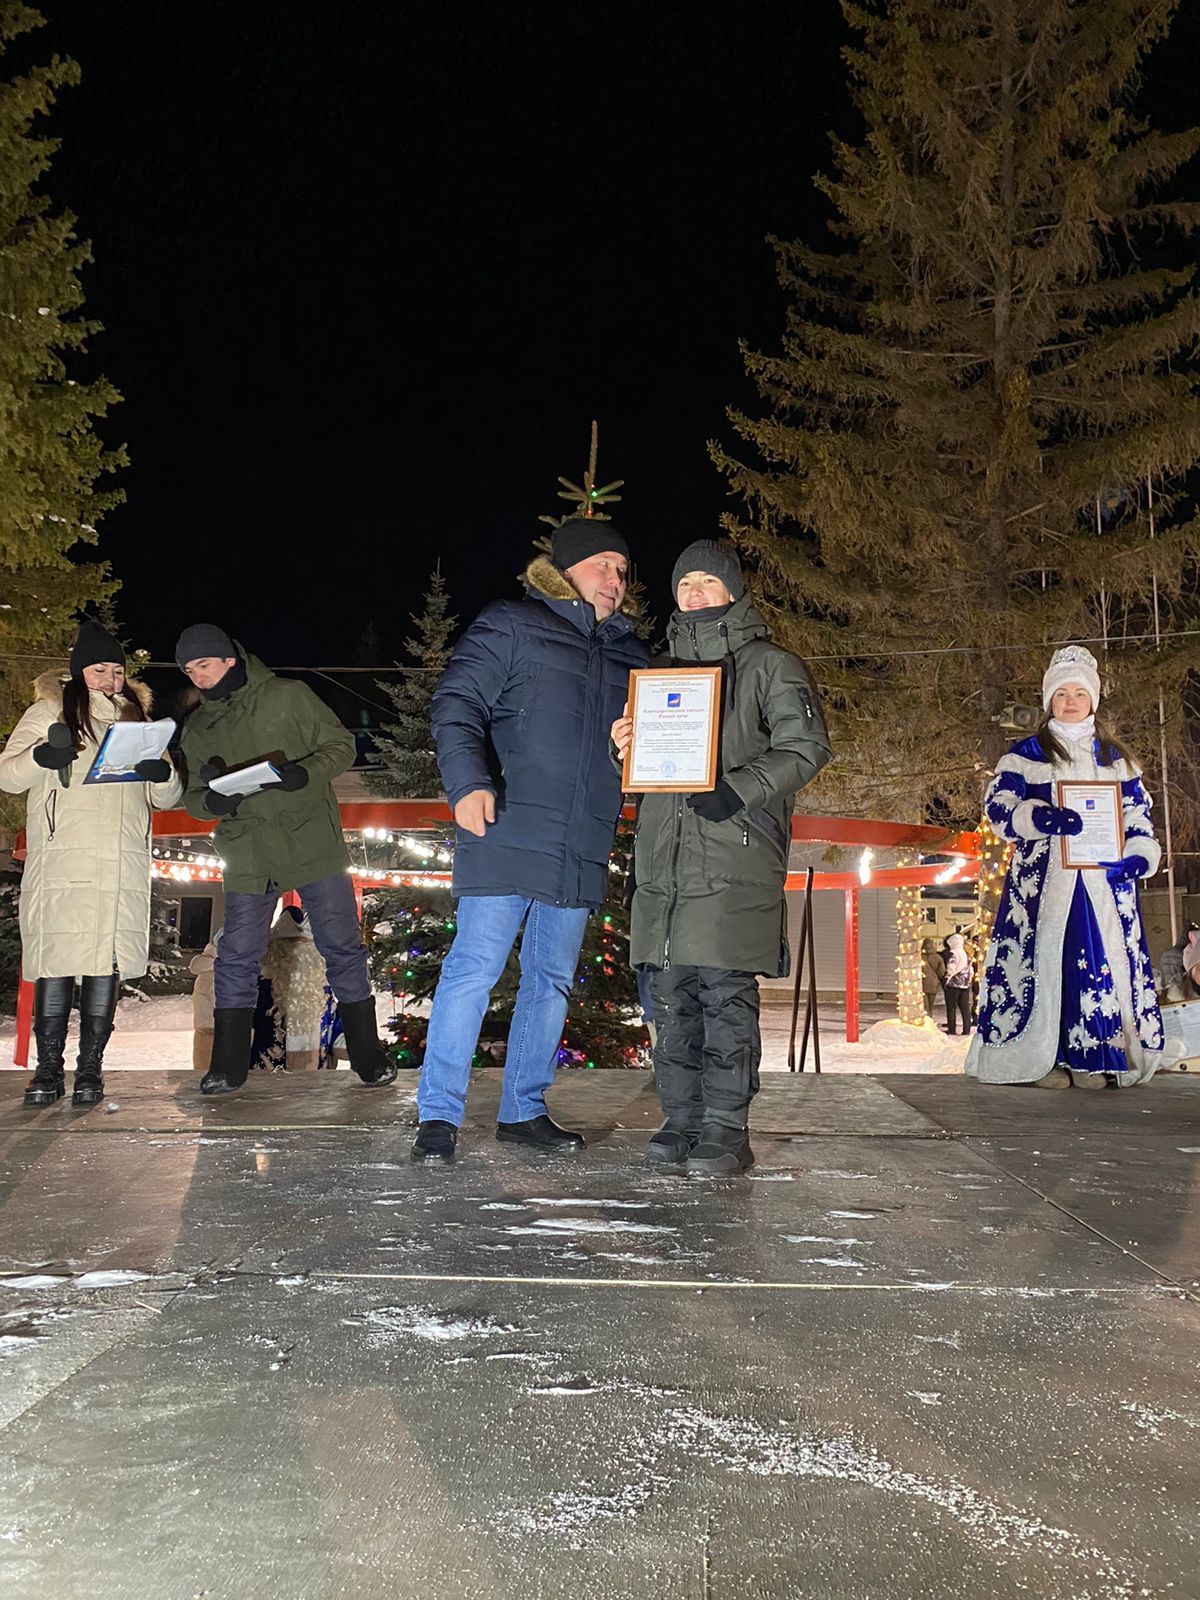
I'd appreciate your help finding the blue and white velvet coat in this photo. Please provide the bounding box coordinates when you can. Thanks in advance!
[965,735,1164,1086]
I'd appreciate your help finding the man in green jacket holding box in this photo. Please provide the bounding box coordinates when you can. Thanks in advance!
[176,623,396,1095]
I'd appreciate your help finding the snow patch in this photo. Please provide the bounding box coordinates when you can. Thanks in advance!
[505,1218,676,1236]
[349,1306,518,1344]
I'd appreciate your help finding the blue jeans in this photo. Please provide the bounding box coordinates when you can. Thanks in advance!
[417,895,590,1126]
[214,873,372,1011]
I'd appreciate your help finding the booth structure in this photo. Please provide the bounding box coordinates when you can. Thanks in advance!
[10,803,980,1066]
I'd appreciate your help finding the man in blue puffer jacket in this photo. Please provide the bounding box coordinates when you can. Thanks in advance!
[412,519,648,1162]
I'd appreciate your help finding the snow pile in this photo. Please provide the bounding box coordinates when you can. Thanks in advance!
[855,1017,967,1061]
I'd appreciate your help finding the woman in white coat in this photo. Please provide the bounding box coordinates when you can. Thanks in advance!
[966,645,1164,1089]
[0,621,183,1107]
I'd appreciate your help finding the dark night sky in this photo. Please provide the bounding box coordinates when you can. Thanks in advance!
[26,2,1200,690]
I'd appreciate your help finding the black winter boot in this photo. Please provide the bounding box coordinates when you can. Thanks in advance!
[201,1007,255,1095]
[411,1120,458,1163]
[24,978,73,1107]
[339,998,398,1087]
[644,1125,699,1165]
[73,972,120,1106]
[687,1124,755,1176]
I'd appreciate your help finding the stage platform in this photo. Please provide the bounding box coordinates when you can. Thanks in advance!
[1,1067,1198,1599]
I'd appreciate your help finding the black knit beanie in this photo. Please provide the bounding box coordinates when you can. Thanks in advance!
[69,619,125,676]
[551,517,630,572]
[670,540,745,602]
[175,623,237,671]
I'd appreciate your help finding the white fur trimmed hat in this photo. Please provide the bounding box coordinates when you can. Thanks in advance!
[1042,644,1101,712]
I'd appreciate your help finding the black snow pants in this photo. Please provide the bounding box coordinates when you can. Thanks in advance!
[945,986,971,1034]
[648,965,761,1133]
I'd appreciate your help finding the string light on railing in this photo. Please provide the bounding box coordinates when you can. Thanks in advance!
[858,848,874,885]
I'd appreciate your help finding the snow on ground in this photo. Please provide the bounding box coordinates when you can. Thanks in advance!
[0,994,971,1075]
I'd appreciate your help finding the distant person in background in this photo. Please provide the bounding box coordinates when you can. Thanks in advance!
[189,930,221,1070]
[942,933,972,1035]
[260,907,342,1071]
[921,938,945,1018]
[175,624,396,1096]
[1160,925,1200,1003]
[0,621,182,1107]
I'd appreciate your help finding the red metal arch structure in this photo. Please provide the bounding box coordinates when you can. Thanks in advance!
[10,804,978,1064]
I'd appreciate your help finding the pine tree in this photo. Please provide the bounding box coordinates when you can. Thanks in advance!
[367,565,457,798]
[0,4,125,752]
[713,0,1200,895]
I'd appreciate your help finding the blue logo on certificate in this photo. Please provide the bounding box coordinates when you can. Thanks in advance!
[1085,798,1095,810]
[667,692,681,708]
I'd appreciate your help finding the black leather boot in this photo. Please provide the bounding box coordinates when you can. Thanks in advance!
[24,977,73,1107]
[338,998,398,1086]
[74,972,120,1106]
[200,1007,254,1095]
[495,1114,585,1153]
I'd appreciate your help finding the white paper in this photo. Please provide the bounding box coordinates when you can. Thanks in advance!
[84,718,176,784]
[627,671,716,789]
[1059,781,1123,868]
[208,761,282,797]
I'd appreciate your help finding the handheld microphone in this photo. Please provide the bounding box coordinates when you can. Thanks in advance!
[47,722,74,788]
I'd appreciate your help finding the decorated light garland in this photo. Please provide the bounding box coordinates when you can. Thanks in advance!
[895,850,925,1025]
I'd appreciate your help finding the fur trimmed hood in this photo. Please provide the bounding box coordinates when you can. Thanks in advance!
[522,554,640,617]
[32,667,154,717]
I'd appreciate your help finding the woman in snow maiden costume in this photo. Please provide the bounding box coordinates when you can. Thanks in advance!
[0,622,183,1107]
[966,645,1164,1089]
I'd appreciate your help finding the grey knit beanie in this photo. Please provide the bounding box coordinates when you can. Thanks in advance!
[670,540,745,602]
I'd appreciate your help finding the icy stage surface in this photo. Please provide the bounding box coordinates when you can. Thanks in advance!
[1,1069,1199,1599]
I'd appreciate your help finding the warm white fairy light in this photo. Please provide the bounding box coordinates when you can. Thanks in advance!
[858,848,873,885]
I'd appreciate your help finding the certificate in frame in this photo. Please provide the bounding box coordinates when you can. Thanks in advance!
[1056,779,1124,870]
[621,666,721,794]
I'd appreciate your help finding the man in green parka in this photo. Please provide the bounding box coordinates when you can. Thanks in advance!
[176,623,396,1095]
[611,542,831,1174]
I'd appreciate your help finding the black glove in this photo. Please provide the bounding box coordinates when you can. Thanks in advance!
[134,758,171,783]
[273,762,309,793]
[198,758,226,784]
[1031,803,1083,837]
[204,787,241,818]
[687,780,742,823]
[32,725,76,770]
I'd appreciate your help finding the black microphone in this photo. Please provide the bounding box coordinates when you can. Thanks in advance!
[47,722,74,788]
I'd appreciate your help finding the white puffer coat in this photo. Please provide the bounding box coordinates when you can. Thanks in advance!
[0,672,183,980]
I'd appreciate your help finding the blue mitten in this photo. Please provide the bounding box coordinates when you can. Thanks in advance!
[1101,855,1150,886]
[1031,804,1083,837]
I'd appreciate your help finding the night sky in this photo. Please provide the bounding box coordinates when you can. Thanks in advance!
[26,2,1200,692]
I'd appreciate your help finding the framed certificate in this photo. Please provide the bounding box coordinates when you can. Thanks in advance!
[1056,779,1124,869]
[621,666,721,793]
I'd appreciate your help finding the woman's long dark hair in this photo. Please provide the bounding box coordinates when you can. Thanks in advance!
[62,676,148,749]
[1036,708,1137,769]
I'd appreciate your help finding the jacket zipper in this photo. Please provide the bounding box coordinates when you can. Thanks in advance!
[563,625,599,907]
[45,789,57,841]
[661,794,686,970]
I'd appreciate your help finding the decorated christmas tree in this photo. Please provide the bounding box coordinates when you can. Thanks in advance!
[0,5,125,784]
